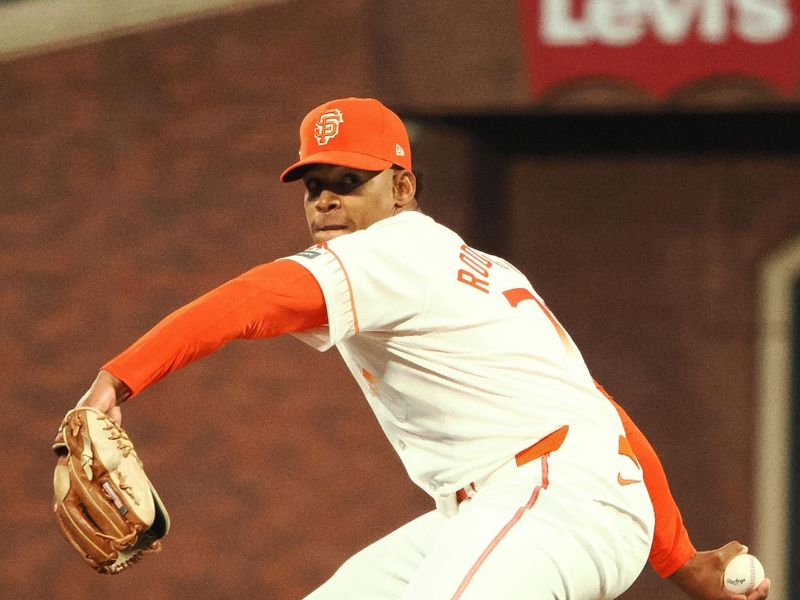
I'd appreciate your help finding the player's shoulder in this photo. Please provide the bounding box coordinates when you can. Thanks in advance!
[332,211,459,251]
[370,210,446,236]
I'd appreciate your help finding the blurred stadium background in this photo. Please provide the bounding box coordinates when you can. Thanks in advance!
[1,0,799,598]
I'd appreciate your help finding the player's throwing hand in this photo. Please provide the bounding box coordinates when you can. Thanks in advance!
[669,541,770,600]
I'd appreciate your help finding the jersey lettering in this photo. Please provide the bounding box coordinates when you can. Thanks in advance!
[456,244,493,294]
[457,269,490,293]
[460,245,492,277]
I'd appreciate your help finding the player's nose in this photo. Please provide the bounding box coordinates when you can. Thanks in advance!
[315,189,341,211]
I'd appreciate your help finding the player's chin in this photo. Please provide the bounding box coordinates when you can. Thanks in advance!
[312,228,351,243]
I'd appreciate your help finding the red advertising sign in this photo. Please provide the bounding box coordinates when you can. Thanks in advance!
[518,0,800,97]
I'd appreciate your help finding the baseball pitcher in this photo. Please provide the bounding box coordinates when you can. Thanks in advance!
[59,97,770,600]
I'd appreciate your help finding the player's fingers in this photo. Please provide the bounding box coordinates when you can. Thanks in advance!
[746,578,770,599]
[723,574,769,600]
[718,540,748,562]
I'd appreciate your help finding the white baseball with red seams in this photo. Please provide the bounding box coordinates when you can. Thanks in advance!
[286,211,655,599]
[724,554,765,595]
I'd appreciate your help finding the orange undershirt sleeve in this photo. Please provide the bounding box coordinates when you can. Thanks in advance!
[102,259,327,396]
[595,382,697,578]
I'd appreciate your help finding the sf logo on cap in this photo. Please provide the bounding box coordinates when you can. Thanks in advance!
[314,109,344,145]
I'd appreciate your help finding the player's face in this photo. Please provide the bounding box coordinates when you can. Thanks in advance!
[302,165,400,244]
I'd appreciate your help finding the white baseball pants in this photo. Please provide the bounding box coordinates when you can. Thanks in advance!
[305,425,655,600]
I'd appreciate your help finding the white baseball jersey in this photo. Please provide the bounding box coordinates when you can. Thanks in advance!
[285,211,624,501]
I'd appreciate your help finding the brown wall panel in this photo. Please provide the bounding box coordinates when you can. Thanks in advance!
[366,1,531,113]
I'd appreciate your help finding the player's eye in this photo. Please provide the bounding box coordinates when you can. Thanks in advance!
[333,173,361,194]
[304,178,320,196]
[341,173,359,187]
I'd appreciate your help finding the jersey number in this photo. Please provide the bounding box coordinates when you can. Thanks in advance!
[503,288,571,350]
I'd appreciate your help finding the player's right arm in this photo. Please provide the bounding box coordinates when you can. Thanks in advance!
[597,383,770,600]
[600,386,696,578]
[74,259,328,418]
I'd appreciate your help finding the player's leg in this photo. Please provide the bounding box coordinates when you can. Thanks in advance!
[304,508,444,600]
[399,428,654,600]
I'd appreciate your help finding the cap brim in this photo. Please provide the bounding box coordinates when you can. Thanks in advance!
[280,150,394,182]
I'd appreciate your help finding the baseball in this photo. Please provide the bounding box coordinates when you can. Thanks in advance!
[724,553,765,595]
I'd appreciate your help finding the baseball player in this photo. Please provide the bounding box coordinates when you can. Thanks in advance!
[70,97,770,600]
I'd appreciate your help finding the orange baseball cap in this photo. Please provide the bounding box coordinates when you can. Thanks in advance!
[280,97,412,182]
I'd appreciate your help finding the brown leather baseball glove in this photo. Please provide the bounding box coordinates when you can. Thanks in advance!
[52,407,170,574]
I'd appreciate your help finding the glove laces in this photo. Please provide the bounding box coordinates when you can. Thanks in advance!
[97,413,135,458]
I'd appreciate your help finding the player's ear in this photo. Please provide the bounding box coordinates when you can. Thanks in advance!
[392,169,416,208]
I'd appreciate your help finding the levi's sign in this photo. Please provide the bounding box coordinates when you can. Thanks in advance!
[541,0,791,45]
[518,0,800,97]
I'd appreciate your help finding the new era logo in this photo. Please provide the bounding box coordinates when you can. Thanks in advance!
[395,143,405,157]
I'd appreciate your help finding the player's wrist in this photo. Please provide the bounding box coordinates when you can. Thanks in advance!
[95,369,132,404]
[668,552,706,598]
[74,371,131,426]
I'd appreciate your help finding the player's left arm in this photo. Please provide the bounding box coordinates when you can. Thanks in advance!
[75,259,328,417]
[600,384,770,599]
